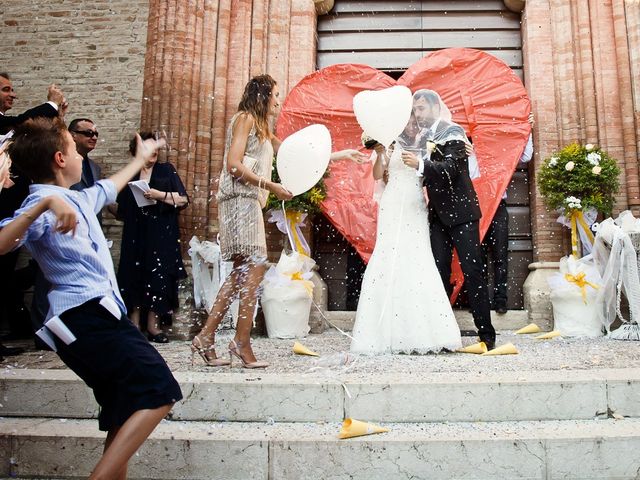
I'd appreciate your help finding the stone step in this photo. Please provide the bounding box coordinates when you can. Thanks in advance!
[1,417,639,479]
[324,309,535,333]
[1,368,638,424]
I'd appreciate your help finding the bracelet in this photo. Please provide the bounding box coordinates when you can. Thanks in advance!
[258,177,264,190]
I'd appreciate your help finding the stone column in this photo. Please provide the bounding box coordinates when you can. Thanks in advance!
[522,0,640,326]
[140,0,317,338]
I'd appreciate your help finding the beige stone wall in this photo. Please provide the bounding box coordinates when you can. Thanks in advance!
[0,0,150,252]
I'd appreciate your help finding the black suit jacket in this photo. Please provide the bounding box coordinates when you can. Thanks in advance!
[421,139,482,227]
[70,156,102,191]
[0,103,58,135]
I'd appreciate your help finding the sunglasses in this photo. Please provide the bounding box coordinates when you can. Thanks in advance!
[72,129,99,138]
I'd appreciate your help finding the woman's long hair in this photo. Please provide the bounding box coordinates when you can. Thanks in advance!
[237,74,277,142]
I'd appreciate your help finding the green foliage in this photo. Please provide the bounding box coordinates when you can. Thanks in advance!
[264,158,328,214]
[538,143,620,217]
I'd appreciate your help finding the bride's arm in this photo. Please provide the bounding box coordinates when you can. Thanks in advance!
[372,144,388,180]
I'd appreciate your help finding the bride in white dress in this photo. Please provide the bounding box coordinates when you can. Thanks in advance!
[350,112,462,355]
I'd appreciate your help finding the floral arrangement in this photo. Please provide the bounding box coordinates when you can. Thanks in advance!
[265,158,327,214]
[538,143,620,217]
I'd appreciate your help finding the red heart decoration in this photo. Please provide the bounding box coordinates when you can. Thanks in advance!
[276,48,531,297]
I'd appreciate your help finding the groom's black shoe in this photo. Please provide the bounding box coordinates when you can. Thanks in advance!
[480,337,496,351]
[496,306,507,315]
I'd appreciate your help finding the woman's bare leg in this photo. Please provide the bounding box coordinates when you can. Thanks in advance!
[198,259,243,345]
[129,307,141,330]
[232,260,267,363]
[146,310,162,336]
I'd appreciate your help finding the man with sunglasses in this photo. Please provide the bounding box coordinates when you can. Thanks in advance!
[69,118,102,193]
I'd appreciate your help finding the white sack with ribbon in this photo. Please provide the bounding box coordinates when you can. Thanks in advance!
[548,255,604,337]
[188,236,239,323]
[591,215,640,339]
[261,250,315,338]
[353,85,413,148]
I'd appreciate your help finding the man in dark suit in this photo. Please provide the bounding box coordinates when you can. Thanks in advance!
[0,73,66,356]
[402,89,495,350]
[68,118,101,192]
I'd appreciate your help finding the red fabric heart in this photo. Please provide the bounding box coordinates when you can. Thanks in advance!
[276,48,531,300]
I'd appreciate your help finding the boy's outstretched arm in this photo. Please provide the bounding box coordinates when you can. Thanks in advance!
[0,196,77,255]
[109,135,166,192]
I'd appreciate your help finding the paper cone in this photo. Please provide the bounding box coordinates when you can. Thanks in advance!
[338,418,389,439]
[535,330,561,340]
[481,343,519,356]
[457,342,488,354]
[292,341,319,356]
[515,323,541,334]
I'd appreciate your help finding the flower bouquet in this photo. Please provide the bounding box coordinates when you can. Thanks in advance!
[538,143,620,257]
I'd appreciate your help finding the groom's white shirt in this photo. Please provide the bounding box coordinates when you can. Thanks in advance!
[416,118,441,177]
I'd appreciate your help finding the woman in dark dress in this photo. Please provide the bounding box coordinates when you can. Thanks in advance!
[116,132,189,343]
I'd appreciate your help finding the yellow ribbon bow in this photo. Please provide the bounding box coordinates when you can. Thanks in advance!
[569,210,595,258]
[564,272,599,304]
[291,271,314,297]
[285,210,310,256]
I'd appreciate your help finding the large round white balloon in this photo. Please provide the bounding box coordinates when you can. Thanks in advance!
[353,85,413,147]
[277,124,332,196]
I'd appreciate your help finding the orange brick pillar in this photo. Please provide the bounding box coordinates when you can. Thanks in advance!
[139,0,317,338]
[521,0,640,327]
[140,0,317,243]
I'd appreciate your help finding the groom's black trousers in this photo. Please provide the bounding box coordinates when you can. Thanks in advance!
[430,216,496,342]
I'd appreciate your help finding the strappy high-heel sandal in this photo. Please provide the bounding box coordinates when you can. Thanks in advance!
[228,339,269,369]
[190,335,230,367]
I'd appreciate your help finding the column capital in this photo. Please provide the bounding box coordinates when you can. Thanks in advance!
[503,0,525,13]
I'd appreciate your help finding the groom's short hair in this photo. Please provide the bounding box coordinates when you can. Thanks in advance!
[413,90,441,110]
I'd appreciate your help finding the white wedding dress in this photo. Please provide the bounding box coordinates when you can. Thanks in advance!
[350,148,462,354]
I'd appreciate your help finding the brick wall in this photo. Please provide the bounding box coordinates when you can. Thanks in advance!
[0,0,150,256]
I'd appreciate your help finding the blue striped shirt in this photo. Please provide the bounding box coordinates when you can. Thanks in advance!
[0,180,126,320]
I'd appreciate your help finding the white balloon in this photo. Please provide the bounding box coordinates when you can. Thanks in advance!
[277,124,332,196]
[353,85,413,147]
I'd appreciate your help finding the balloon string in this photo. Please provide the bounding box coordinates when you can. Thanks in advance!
[282,200,296,252]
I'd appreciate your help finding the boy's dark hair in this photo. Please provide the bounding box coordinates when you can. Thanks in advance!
[0,72,10,81]
[129,131,157,156]
[8,117,69,183]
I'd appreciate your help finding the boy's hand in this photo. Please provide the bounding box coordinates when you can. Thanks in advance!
[46,196,77,236]
[134,134,166,163]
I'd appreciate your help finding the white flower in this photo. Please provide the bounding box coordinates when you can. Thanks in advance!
[549,156,558,167]
[585,144,595,151]
[586,152,601,165]
[426,141,436,154]
[565,161,575,171]
[592,165,602,175]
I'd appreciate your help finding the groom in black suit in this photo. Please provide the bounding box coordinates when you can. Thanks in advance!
[402,90,495,350]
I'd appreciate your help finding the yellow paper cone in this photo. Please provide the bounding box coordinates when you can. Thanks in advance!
[292,341,319,356]
[457,342,488,354]
[515,323,541,334]
[535,330,561,340]
[481,343,519,356]
[338,418,389,439]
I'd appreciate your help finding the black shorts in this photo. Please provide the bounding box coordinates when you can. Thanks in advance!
[55,298,182,431]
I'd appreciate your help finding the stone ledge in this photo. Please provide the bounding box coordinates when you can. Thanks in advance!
[1,418,640,479]
[2,368,639,423]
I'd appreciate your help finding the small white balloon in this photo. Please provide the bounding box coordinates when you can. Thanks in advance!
[353,85,413,147]
[277,124,332,196]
